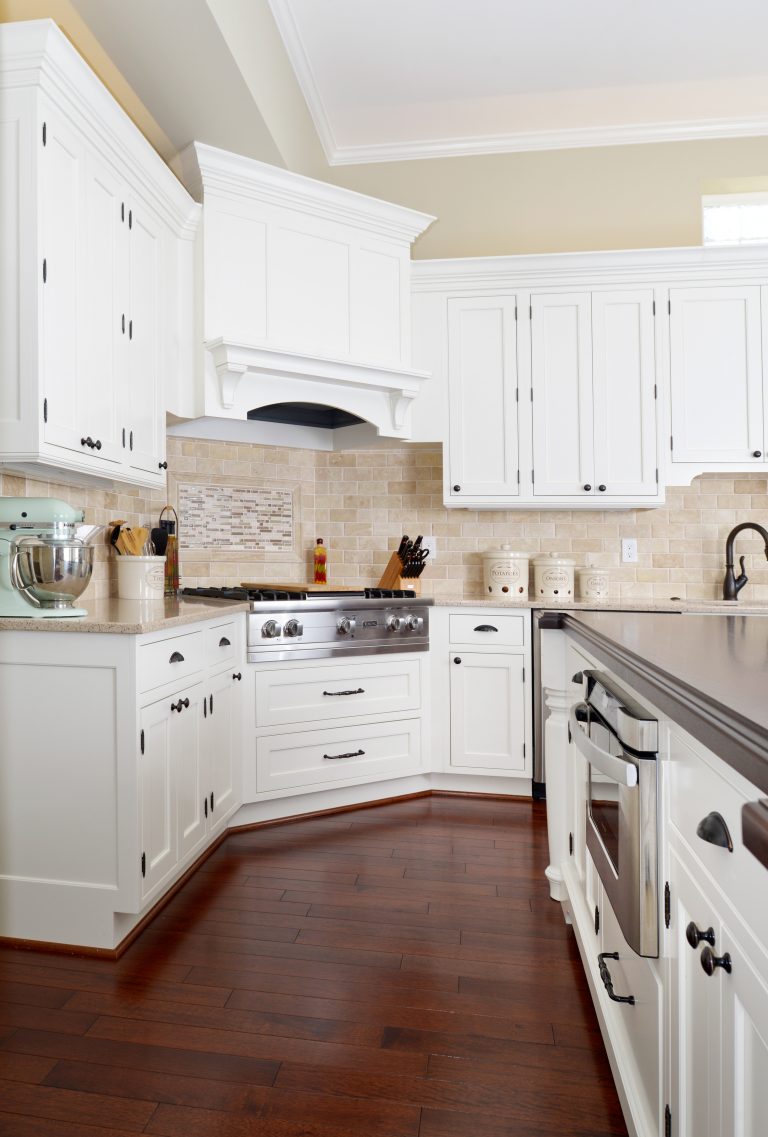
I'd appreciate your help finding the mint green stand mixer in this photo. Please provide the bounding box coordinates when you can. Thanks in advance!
[0,497,97,617]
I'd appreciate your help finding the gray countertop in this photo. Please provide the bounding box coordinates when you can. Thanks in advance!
[561,609,768,794]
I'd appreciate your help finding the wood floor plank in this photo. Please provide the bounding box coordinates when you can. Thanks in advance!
[0,797,626,1137]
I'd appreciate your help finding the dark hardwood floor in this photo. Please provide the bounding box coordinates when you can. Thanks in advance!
[0,795,628,1136]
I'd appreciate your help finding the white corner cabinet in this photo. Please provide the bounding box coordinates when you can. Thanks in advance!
[411,247,768,508]
[0,612,245,950]
[429,607,532,793]
[173,142,434,438]
[541,630,768,1137]
[243,653,428,802]
[0,20,199,490]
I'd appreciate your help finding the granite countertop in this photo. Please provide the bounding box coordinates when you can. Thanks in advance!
[561,609,768,794]
[433,597,768,613]
[0,597,250,634]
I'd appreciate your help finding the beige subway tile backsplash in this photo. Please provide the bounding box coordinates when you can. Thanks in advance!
[3,435,768,601]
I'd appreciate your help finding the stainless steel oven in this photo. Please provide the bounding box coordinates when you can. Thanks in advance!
[569,669,659,958]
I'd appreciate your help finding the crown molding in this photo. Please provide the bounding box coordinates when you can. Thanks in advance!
[327,115,768,166]
[178,141,434,244]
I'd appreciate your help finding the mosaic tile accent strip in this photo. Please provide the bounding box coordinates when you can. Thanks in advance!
[178,482,293,550]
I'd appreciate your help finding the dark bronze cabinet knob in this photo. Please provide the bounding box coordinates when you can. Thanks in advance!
[752,451,762,458]
[700,945,732,976]
[453,656,462,664]
[686,921,715,949]
[158,461,168,470]
[453,484,461,492]
[583,484,592,492]
[598,484,606,492]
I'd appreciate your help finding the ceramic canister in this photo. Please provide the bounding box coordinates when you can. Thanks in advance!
[532,553,575,601]
[481,544,530,600]
[578,563,610,600]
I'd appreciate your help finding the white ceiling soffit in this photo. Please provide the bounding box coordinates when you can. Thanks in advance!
[268,0,768,164]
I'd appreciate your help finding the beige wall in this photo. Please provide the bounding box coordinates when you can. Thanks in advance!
[4,437,767,605]
[329,137,768,259]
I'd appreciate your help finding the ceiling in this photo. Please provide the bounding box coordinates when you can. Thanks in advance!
[268,0,768,163]
[66,0,768,171]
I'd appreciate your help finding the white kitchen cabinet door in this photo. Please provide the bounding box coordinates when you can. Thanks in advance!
[668,844,723,1137]
[174,684,207,863]
[446,296,520,499]
[139,698,176,901]
[123,201,166,477]
[592,290,658,496]
[530,292,594,497]
[205,668,240,835]
[669,286,764,464]
[449,651,527,773]
[720,922,768,1137]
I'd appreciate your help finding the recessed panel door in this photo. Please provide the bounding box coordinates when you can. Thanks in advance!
[449,651,527,772]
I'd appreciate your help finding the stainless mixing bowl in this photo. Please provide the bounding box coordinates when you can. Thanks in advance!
[11,539,95,609]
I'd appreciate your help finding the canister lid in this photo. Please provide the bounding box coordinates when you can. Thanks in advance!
[482,544,530,559]
[532,552,575,567]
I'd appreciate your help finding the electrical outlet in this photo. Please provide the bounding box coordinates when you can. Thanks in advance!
[621,538,638,564]
[422,536,437,562]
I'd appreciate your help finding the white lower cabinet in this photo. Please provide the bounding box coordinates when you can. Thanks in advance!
[0,612,244,950]
[449,651,526,772]
[248,653,426,801]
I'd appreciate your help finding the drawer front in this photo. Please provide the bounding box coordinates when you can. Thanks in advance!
[449,612,526,647]
[206,620,238,667]
[256,718,421,792]
[667,725,768,948]
[139,630,205,693]
[255,659,421,727]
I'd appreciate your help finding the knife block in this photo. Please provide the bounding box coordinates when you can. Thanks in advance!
[378,552,421,594]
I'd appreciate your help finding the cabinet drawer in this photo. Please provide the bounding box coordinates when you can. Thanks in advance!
[205,621,237,667]
[256,718,421,792]
[255,659,421,727]
[667,725,768,949]
[449,612,526,647]
[138,630,205,693]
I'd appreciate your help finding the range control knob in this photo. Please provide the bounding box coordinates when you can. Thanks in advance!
[283,618,303,638]
[262,619,282,638]
[336,616,356,636]
[406,615,424,632]
[387,615,404,632]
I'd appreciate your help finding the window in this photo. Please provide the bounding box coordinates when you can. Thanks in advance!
[702,193,768,246]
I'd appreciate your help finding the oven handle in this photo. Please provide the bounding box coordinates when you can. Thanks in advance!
[569,702,638,788]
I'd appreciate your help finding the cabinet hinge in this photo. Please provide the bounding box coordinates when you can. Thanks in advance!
[517,468,520,484]
[204,798,208,818]
[128,208,133,230]
[121,202,125,223]
[515,387,519,402]
[664,881,671,929]
[530,388,533,401]
[141,852,146,878]
[522,667,525,683]
[140,729,144,755]
[665,1103,672,1137]
[652,299,656,316]
[531,469,535,484]
[522,742,526,757]
[42,121,47,146]
[654,383,658,399]
[514,305,518,322]
[569,832,574,856]
[655,467,659,485]
[43,397,48,423]
[594,905,600,935]
[42,258,47,284]
[529,304,532,319]
[668,299,671,315]
[670,434,674,452]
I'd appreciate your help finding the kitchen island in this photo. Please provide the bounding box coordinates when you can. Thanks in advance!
[539,609,768,1137]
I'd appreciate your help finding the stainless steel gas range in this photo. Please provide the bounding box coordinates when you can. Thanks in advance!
[182,587,431,662]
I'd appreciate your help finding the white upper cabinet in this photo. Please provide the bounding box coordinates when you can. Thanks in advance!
[530,292,594,497]
[175,143,434,438]
[669,285,765,466]
[0,20,198,490]
[530,289,658,500]
[446,296,519,499]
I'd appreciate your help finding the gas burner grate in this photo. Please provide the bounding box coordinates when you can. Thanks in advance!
[248,588,309,602]
[182,586,251,601]
[364,588,417,599]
